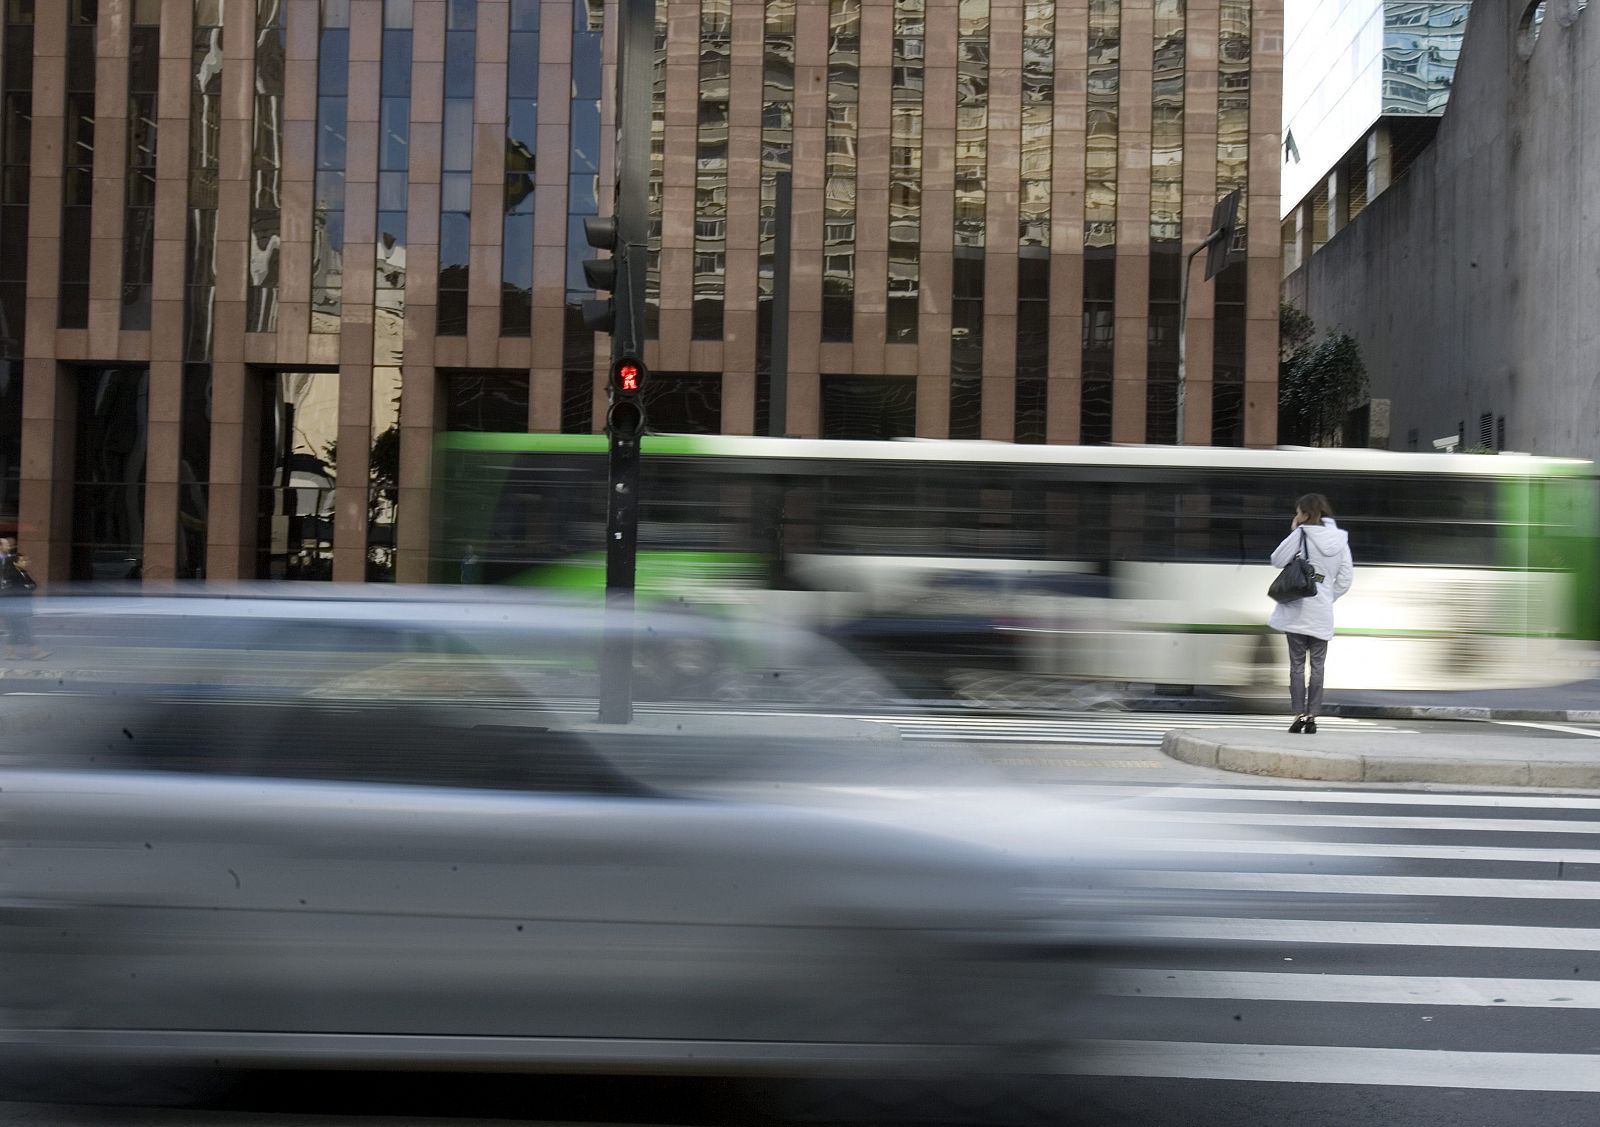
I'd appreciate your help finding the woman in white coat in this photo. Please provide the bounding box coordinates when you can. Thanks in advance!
[1269,493,1354,733]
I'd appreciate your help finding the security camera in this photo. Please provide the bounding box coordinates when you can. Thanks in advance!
[1432,434,1460,451]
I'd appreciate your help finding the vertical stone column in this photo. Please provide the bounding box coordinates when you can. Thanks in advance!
[1045,0,1086,444]
[398,0,448,580]
[1179,0,1218,445]
[720,0,764,434]
[1243,0,1284,448]
[1110,0,1151,443]
[980,0,1022,441]
[330,0,380,583]
[850,0,890,383]
[87,2,130,362]
[781,0,826,436]
[1326,166,1347,240]
[915,0,956,438]
[17,2,69,581]
[1366,121,1391,201]
[142,2,198,581]
[1294,200,1313,275]
[206,0,260,579]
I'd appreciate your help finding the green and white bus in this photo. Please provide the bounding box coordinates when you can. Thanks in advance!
[431,434,1598,694]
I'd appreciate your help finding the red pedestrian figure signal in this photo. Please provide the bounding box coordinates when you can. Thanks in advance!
[618,363,640,393]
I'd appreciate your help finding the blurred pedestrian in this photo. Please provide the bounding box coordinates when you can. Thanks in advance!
[1269,493,1353,734]
[460,544,482,585]
[1,549,46,660]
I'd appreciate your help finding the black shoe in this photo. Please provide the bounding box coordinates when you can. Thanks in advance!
[1304,717,1318,734]
[1289,716,1307,734]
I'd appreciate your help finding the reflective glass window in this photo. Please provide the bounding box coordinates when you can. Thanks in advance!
[248,0,286,333]
[312,11,349,333]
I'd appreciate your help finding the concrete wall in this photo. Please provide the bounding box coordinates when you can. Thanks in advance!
[1285,0,1600,462]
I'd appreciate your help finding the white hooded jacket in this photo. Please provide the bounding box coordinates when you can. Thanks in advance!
[1268,518,1353,641]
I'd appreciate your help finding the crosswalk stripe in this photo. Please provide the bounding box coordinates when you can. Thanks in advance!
[1116,836,1600,864]
[1133,915,1600,950]
[1119,869,1600,900]
[1070,1040,1600,1091]
[1102,970,1600,1008]
[1140,809,1600,835]
[1069,784,1600,811]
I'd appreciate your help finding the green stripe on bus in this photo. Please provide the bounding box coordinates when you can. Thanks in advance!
[435,432,715,456]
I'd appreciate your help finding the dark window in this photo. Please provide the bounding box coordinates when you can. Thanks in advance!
[561,369,594,433]
[1081,249,1115,445]
[72,367,149,581]
[445,370,531,433]
[0,361,20,536]
[644,372,722,434]
[821,375,915,440]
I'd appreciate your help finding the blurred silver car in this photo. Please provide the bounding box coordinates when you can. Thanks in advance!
[0,588,1102,1081]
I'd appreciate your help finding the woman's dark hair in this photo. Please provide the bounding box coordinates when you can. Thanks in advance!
[1296,493,1333,523]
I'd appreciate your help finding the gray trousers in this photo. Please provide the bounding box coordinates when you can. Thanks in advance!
[1286,633,1328,716]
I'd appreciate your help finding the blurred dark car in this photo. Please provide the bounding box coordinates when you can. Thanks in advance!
[0,588,1102,1083]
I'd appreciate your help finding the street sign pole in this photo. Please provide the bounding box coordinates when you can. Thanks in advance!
[599,0,654,724]
[1175,189,1241,446]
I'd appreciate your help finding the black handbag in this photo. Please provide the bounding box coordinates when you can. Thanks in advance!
[1268,528,1318,603]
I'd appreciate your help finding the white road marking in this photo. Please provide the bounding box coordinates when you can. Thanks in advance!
[1071,1040,1600,1091]
[1067,783,1600,810]
[1133,915,1600,951]
[1492,720,1600,739]
[1118,868,1600,901]
[1102,969,1600,1008]
[1115,836,1600,865]
[1142,809,1600,835]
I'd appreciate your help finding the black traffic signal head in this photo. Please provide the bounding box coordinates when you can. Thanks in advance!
[581,215,621,333]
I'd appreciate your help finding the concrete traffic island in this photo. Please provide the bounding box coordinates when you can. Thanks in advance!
[1162,728,1600,789]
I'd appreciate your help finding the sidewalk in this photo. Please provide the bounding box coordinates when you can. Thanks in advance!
[1162,727,1600,789]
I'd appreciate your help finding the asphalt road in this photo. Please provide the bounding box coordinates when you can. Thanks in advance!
[9,717,1600,1126]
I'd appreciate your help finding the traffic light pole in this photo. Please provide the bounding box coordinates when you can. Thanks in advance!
[598,0,655,724]
[1174,231,1222,447]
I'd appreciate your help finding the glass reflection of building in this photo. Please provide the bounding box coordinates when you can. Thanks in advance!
[122,1,161,331]
[1145,0,1183,444]
[1383,3,1469,113]
[756,0,795,433]
[562,0,606,431]
[949,0,989,440]
[247,0,285,333]
[1214,0,1251,447]
[887,0,923,346]
[368,0,413,582]
[436,0,475,336]
[311,0,348,335]
[1014,0,1052,443]
[1081,0,1120,446]
[500,0,538,336]
[823,0,859,343]
[59,0,97,330]
[693,0,730,341]
[258,372,338,581]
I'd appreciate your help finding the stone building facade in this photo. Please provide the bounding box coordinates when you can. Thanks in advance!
[0,0,1282,585]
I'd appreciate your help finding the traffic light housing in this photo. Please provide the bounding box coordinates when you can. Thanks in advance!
[609,355,647,438]
[581,215,620,333]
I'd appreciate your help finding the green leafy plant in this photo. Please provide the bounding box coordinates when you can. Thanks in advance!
[1278,304,1368,446]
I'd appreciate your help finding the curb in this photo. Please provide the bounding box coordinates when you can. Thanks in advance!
[1123,696,1600,725]
[1162,729,1600,789]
